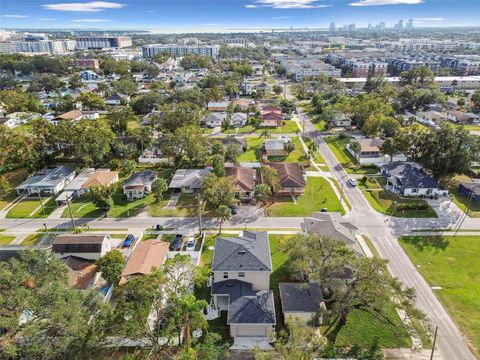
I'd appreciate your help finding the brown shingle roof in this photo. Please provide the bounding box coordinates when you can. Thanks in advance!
[120,240,169,284]
[63,256,97,290]
[52,234,109,254]
[226,167,256,192]
[359,138,384,152]
[56,109,82,121]
[267,163,306,189]
[81,170,119,189]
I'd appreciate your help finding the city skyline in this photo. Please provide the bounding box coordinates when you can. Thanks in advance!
[1,0,479,32]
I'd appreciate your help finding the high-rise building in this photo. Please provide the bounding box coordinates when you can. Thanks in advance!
[405,19,414,30]
[348,23,356,32]
[394,19,404,30]
[75,36,132,49]
[377,22,386,30]
[142,44,220,59]
[329,22,336,32]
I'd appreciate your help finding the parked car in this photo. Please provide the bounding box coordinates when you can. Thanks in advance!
[320,207,328,212]
[122,234,135,248]
[155,224,163,231]
[347,178,357,187]
[186,237,195,251]
[170,234,183,251]
[230,205,239,215]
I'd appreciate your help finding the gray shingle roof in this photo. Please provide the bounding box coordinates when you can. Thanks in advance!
[279,283,323,313]
[16,167,75,190]
[382,162,439,189]
[212,231,272,272]
[123,170,156,187]
[212,279,275,324]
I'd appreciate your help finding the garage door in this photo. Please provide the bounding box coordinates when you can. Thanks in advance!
[236,327,267,337]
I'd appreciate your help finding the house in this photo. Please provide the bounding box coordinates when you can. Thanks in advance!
[16,166,75,196]
[279,283,326,323]
[52,234,112,260]
[302,212,365,257]
[138,147,169,164]
[210,231,275,343]
[332,113,352,128]
[56,169,119,203]
[446,110,479,124]
[123,170,157,200]
[240,81,255,95]
[230,112,247,127]
[207,101,229,112]
[232,98,254,112]
[458,180,480,202]
[264,137,291,157]
[415,110,447,127]
[3,112,40,127]
[169,169,211,194]
[105,93,130,106]
[119,240,169,285]
[202,112,227,128]
[266,163,306,196]
[226,167,256,201]
[62,256,97,290]
[382,162,448,197]
[261,106,283,127]
[217,136,247,153]
[347,138,407,165]
[81,110,100,120]
[80,70,102,81]
[256,82,272,95]
[52,109,83,124]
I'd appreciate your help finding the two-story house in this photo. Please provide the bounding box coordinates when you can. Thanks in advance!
[210,231,276,346]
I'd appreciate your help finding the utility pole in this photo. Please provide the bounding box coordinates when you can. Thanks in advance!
[197,191,203,235]
[36,187,45,216]
[66,197,76,231]
[430,326,438,360]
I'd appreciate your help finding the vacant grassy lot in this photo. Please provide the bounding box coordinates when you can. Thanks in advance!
[237,136,263,162]
[0,235,15,245]
[400,235,480,353]
[255,120,299,134]
[451,191,480,218]
[21,233,44,246]
[0,169,28,211]
[359,178,437,218]
[324,135,356,167]
[62,196,104,218]
[265,177,342,216]
[150,193,199,217]
[222,125,256,135]
[7,197,57,218]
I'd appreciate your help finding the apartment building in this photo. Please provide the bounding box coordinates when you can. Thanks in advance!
[279,57,341,81]
[76,36,132,49]
[74,58,100,70]
[142,44,220,59]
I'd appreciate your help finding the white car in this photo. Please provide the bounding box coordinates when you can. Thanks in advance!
[347,178,357,187]
[186,237,196,251]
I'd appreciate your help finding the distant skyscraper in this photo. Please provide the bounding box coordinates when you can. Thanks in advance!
[376,22,386,31]
[349,23,356,31]
[329,22,336,32]
[406,19,414,30]
[394,19,404,30]
[367,23,373,30]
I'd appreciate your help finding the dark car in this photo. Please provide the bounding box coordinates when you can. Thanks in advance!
[230,205,239,215]
[122,234,135,248]
[170,234,183,251]
[320,208,328,212]
[155,224,163,231]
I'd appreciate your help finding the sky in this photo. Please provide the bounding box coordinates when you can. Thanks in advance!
[0,0,479,32]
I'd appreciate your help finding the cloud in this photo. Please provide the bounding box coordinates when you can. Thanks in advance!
[38,18,56,21]
[42,1,124,12]
[2,15,29,18]
[147,10,155,13]
[245,4,257,7]
[251,0,331,9]
[72,18,112,22]
[273,16,293,19]
[202,23,220,26]
[414,17,444,21]
[349,0,423,6]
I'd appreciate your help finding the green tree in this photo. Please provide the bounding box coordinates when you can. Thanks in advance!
[215,205,232,233]
[130,92,163,115]
[0,89,44,113]
[272,84,283,95]
[28,73,64,93]
[159,102,202,133]
[163,125,209,167]
[259,128,271,138]
[260,166,281,200]
[471,90,480,113]
[380,137,398,162]
[349,140,361,156]
[96,249,126,285]
[211,154,226,177]
[308,140,318,160]
[0,175,11,200]
[71,119,115,166]
[254,183,272,205]
[77,92,105,110]
[89,186,114,211]
[152,178,168,204]
[224,143,240,165]
[68,74,82,90]
[350,94,394,128]
[202,173,236,208]
[191,332,230,360]
[173,294,208,349]
[107,106,136,134]
[180,54,212,70]
[112,79,138,96]
[283,139,295,154]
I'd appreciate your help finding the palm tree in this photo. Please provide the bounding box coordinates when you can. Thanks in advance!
[216,205,232,233]
[284,140,296,154]
[176,294,208,349]
[259,128,271,138]
[308,140,317,160]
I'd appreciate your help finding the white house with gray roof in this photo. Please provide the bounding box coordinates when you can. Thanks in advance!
[210,231,276,345]
[16,166,75,196]
[168,169,211,194]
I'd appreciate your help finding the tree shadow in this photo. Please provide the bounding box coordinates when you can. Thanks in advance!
[402,235,450,252]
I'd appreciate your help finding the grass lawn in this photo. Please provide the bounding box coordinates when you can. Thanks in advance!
[324,135,356,168]
[237,136,263,162]
[265,177,342,216]
[0,169,28,211]
[109,192,154,217]
[399,235,480,353]
[267,137,308,164]
[7,197,57,218]
[0,235,15,245]
[62,196,104,218]
[329,177,352,211]
[127,119,141,131]
[304,137,326,164]
[21,233,44,246]
[254,120,299,134]
[222,125,256,134]
[150,193,200,217]
[464,124,480,131]
[359,178,437,218]
[451,191,480,218]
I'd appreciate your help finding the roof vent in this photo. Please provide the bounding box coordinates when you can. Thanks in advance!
[238,250,246,255]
